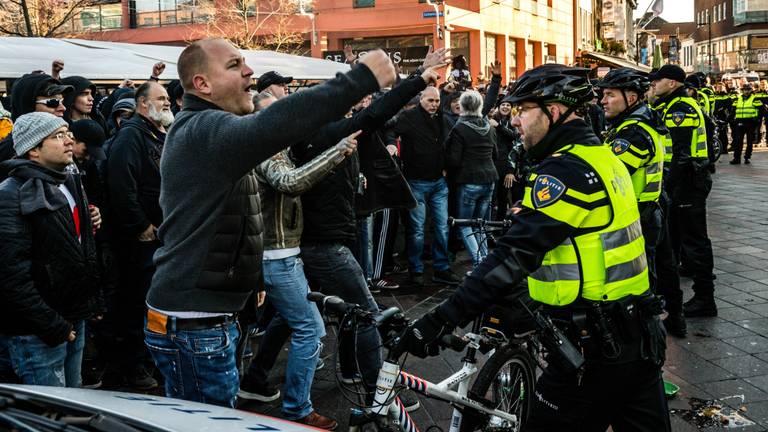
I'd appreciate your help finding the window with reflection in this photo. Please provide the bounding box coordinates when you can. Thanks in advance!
[133,0,215,27]
[70,2,123,32]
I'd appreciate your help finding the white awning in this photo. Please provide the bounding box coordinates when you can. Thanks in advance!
[0,37,350,81]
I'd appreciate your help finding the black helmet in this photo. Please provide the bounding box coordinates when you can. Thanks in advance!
[504,64,594,108]
[595,68,650,94]
[684,74,703,89]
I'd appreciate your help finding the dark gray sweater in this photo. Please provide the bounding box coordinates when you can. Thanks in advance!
[147,65,379,313]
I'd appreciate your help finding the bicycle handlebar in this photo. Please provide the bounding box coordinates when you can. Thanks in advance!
[449,217,512,228]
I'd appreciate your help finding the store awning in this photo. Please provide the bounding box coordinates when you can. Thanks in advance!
[0,37,350,81]
[581,51,652,73]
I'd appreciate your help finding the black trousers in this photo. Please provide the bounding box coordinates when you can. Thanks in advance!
[731,121,757,161]
[526,360,671,431]
[669,197,715,297]
[655,198,683,314]
[371,208,400,280]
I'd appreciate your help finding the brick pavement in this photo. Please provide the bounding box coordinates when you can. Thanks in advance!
[239,152,768,431]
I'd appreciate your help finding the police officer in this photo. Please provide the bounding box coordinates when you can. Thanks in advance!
[730,84,763,165]
[685,74,711,116]
[401,64,671,430]
[598,68,686,337]
[650,64,717,318]
[712,84,732,156]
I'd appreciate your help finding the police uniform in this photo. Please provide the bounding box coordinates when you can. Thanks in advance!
[730,90,763,163]
[713,91,731,156]
[436,120,670,431]
[652,85,717,315]
[604,103,684,331]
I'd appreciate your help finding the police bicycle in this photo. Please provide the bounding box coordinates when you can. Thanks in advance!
[308,289,539,432]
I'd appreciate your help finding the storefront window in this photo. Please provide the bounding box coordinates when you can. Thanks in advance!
[354,0,375,8]
[484,33,496,77]
[450,31,470,72]
[133,0,214,27]
[70,2,123,31]
[508,37,517,78]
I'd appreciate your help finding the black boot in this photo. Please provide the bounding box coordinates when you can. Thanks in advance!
[663,312,688,338]
[683,295,718,318]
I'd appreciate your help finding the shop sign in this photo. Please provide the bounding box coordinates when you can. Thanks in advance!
[323,46,431,68]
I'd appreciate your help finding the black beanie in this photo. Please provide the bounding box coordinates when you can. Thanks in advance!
[70,119,106,161]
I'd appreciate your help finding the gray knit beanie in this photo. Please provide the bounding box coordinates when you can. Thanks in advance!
[12,112,68,157]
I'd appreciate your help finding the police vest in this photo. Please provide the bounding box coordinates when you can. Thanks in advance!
[697,90,711,115]
[734,94,761,120]
[524,144,648,307]
[612,119,667,202]
[660,96,708,160]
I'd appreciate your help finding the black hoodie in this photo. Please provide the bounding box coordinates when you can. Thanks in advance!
[0,74,63,161]
[61,76,107,133]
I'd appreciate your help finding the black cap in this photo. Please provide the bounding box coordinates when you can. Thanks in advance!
[256,71,293,93]
[70,119,106,160]
[648,64,686,83]
[35,78,74,98]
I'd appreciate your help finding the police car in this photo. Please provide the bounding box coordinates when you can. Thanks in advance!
[0,384,317,431]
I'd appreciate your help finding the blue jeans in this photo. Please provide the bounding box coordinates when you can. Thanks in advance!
[406,178,451,273]
[145,320,240,407]
[456,183,495,266]
[1,320,85,387]
[251,256,325,420]
[301,243,382,389]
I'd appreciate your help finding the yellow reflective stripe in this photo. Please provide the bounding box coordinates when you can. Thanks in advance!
[530,263,581,282]
[564,188,607,203]
[606,254,647,283]
[535,199,591,227]
[616,150,644,169]
[600,220,643,251]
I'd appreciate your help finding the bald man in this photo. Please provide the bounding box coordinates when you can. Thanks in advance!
[390,86,462,287]
[143,38,395,408]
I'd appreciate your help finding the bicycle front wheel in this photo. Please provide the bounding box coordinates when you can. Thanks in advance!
[460,345,535,432]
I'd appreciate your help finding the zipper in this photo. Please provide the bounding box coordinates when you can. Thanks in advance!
[227,215,248,278]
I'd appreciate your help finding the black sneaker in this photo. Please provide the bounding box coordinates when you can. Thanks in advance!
[127,365,158,390]
[432,269,461,286]
[387,264,409,275]
[745,158,751,165]
[238,375,281,402]
[409,272,424,287]
[663,312,688,338]
[683,296,717,318]
[729,159,741,165]
[367,279,381,294]
[372,278,400,290]
[81,366,103,389]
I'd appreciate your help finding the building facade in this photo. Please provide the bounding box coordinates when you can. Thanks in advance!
[693,0,768,74]
[73,0,575,83]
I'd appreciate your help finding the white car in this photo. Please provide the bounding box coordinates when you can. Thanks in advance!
[0,384,318,431]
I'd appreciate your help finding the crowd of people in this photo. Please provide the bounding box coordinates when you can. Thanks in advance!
[0,38,727,430]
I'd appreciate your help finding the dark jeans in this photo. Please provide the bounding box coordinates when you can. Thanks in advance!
[732,121,757,161]
[145,320,240,407]
[301,243,382,389]
[526,360,670,431]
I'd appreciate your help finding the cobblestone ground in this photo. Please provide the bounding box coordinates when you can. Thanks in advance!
[239,151,768,431]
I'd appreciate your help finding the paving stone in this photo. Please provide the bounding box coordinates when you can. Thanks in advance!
[720,293,768,307]
[724,335,768,355]
[711,356,768,378]
[687,319,756,339]
[679,339,748,360]
[745,304,768,318]
[718,307,763,322]
[697,379,768,407]
[737,319,768,334]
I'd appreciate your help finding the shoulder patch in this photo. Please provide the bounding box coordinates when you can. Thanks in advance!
[611,138,631,155]
[532,174,567,208]
[671,112,685,126]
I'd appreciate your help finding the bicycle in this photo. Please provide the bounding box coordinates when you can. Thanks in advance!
[307,288,540,432]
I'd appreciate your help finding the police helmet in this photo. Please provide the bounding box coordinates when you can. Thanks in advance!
[503,64,594,108]
[595,68,650,94]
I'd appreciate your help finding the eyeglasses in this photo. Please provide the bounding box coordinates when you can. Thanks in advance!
[48,131,74,141]
[36,98,64,108]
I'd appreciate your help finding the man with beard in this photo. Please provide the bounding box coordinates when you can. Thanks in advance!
[103,81,172,390]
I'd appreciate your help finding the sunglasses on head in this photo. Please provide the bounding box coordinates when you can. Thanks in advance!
[36,98,63,108]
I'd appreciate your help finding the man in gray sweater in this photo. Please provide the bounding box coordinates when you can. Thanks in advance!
[143,38,395,407]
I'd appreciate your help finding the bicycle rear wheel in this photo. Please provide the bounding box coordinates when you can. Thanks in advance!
[460,345,535,432]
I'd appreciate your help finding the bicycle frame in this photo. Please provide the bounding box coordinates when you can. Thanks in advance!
[360,331,519,432]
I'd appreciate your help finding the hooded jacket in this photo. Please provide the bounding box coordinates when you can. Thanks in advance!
[62,76,108,133]
[0,74,64,162]
[0,160,101,346]
[445,115,499,184]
